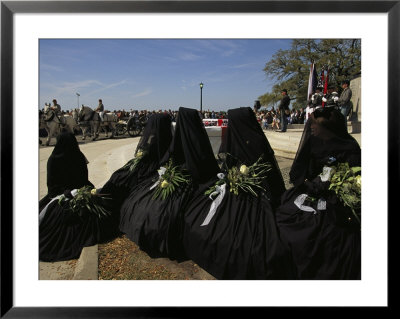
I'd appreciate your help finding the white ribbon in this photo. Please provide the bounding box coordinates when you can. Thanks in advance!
[319,166,334,182]
[149,167,167,190]
[200,173,226,226]
[38,189,79,224]
[294,193,326,215]
[39,195,62,225]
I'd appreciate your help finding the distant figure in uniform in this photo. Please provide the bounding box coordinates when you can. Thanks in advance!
[335,80,352,119]
[277,89,290,132]
[95,99,105,121]
[322,85,340,108]
[311,87,323,109]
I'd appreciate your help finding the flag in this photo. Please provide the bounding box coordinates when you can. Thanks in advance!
[307,63,318,102]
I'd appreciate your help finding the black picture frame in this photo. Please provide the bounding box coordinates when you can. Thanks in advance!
[1,1,396,317]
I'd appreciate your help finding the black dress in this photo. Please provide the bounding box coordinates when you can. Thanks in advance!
[275,107,361,279]
[119,107,220,261]
[183,107,294,279]
[39,132,106,262]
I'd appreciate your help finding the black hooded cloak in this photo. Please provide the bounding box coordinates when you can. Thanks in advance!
[275,107,361,279]
[100,113,173,207]
[119,107,219,261]
[39,131,93,211]
[39,132,126,262]
[182,107,294,279]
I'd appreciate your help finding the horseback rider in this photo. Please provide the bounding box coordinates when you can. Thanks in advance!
[50,99,61,114]
[50,99,65,124]
[95,99,104,122]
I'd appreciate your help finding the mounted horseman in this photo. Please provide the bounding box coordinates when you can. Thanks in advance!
[95,99,105,122]
[50,99,66,125]
[39,100,78,146]
[78,101,117,141]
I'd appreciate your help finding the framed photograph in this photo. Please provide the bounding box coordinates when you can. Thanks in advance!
[1,0,396,317]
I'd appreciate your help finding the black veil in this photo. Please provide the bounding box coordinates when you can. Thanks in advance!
[219,107,286,207]
[161,107,219,184]
[133,112,173,177]
[289,107,361,186]
[46,131,93,198]
[100,113,173,203]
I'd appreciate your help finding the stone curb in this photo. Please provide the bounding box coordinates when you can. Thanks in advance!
[72,245,99,280]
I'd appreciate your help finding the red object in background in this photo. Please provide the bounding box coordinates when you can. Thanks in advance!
[221,126,227,143]
[217,119,223,126]
[322,67,329,107]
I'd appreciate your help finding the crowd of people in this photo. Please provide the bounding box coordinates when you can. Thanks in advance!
[38,103,361,280]
[42,79,352,137]
[252,80,353,132]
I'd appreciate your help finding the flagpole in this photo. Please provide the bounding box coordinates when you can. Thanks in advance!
[307,62,314,102]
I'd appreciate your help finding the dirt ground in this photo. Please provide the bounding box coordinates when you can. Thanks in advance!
[98,235,216,280]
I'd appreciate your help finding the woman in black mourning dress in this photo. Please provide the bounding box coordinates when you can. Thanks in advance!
[275,107,361,279]
[119,107,220,261]
[39,131,103,262]
[99,113,173,213]
[182,107,294,280]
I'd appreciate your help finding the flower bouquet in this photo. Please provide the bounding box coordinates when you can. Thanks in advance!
[58,185,112,219]
[328,162,361,224]
[205,155,272,198]
[151,159,191,200]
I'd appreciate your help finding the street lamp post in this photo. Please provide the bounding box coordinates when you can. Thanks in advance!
[76,92,80,108]
[199,82,203,113]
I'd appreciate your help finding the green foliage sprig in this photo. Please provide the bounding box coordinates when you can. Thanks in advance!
[152,159,191,200]
[328,162,361,224]
[122,148,147,173]
[205,156,272,198]
[58,185,112,219]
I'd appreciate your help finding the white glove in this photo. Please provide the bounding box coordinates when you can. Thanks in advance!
[334,97,339,102]
[322,97,327,102]
[311,96,315,101]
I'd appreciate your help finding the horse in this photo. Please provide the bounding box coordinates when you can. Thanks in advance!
[77,105,117,140]
[39,103,78,146]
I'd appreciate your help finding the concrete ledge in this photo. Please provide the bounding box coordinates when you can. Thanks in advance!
[347,121,361,134]
[73,245,98,280]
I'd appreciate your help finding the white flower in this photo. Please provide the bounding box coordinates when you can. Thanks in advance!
[161,180,169,188]
[217,173,225,180]
[356,175,361,187]
[158,167,167,176]
[136,151,143,158]
[240,165,249,175]
[91,188,97,195]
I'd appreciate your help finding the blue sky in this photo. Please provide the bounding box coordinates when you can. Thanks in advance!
[39,39,292,111]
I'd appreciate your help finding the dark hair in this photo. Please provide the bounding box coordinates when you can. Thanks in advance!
[281,89,287,93]
[341,80,350,85]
